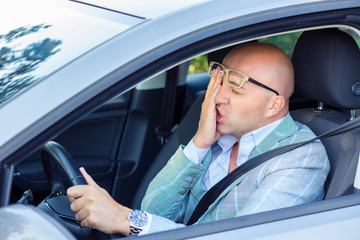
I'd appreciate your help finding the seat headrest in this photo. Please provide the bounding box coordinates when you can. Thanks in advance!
[292,29,360,109]
[208,46,235,64]
[207,41,257,64]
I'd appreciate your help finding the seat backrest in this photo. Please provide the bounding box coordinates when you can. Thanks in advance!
[291,28,360,199]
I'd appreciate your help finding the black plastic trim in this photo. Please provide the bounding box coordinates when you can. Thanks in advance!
[69,0,146,20]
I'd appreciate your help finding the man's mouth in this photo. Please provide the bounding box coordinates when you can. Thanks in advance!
[216,107,224,123]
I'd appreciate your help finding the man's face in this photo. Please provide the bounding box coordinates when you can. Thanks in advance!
[214,58,273,138]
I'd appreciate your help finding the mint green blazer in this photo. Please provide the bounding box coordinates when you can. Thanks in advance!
[141,114,330,233]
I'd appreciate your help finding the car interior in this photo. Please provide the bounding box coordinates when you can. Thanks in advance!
[9,26,360,238]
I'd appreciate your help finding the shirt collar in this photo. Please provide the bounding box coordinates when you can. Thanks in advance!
[217,114,287,151]
[217,134,238,152]
[249,115,285,146]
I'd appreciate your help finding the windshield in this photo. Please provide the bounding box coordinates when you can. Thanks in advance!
[0,0,141,105]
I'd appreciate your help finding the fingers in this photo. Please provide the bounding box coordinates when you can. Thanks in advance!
[68,184,132,234]
[207,67,221,95]
[80,167,99,187]
[67,185,102,226]
[72,199,97,228]
[74,203,93,225]
[206,68,223,104]
[69,191,89,213]
[79,215,95,229]
[67,168,99,202]
[68,194,77,203]
[193,67,222,149]
[206,67,222,108]
[67,185,91,202]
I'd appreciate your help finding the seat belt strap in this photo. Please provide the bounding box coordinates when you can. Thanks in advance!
[156,66,179,145]
[186,115,360,225]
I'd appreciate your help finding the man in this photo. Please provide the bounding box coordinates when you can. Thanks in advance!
[67,42,330,236]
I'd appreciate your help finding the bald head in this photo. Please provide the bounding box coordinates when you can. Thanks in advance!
[223,42,294,103]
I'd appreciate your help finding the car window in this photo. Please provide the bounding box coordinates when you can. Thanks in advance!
[185,32,302,98]
[187,32,302,76]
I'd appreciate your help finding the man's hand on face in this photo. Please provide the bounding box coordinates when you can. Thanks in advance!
[67,167,132,235]
[193,67,222,149]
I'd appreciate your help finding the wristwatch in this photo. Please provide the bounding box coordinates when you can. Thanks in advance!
[128,210,148,236]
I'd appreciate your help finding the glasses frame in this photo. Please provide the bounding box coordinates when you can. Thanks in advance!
[208,61,279,96]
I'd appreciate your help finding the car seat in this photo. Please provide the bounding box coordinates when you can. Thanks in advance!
[291,28,360,199]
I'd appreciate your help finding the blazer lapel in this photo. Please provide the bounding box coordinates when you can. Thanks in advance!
[250,114,298,158]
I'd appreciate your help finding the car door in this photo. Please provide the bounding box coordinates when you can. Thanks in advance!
[12,92,131,197]
[11,66,191,207]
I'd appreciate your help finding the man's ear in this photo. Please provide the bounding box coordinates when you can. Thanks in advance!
[265,95,285,117]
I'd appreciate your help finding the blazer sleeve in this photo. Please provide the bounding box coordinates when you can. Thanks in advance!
[141,145,206,222]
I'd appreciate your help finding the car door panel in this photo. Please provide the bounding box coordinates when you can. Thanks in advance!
[13,93,131,193]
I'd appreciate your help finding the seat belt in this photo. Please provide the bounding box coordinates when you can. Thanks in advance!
[156,66,179,145]
[187,115,360,225]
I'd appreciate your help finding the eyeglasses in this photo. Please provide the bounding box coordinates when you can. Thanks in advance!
[208,61,279,95]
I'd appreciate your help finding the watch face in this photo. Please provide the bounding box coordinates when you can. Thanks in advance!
[129,210,148,228]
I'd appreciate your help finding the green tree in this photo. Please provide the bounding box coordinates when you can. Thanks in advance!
[258,32,302,59]
[188,55,208,74]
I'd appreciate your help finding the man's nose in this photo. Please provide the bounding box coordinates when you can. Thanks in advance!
[215,79,230,104]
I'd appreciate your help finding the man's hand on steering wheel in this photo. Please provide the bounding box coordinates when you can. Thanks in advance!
[67,167,133,235]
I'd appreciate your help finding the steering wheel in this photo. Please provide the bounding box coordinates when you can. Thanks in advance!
[41,141,87,193]
[37,141,99,239]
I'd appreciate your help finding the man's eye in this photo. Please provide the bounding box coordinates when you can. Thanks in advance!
[231,88,241,95]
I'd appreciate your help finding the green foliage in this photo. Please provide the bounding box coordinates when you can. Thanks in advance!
[188,55,208,74]
[258,32,302,58]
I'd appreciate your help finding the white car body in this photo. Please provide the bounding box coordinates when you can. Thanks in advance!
[1,0,360,239]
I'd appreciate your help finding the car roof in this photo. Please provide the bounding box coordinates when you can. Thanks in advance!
[76,0,330,19]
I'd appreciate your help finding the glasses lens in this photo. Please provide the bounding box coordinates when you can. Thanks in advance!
[227,70,245,88]
[209,62,223,78]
